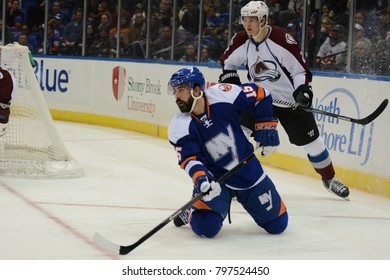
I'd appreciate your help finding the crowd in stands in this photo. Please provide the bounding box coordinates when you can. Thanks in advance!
[1,0,389,76]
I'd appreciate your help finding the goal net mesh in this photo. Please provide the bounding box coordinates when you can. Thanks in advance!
[0,43,83,178]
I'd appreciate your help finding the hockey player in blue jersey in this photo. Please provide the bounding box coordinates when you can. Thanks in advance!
[167,67,288,238]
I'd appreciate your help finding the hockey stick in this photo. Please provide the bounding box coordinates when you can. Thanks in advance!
[317,49,348,61]
[273,98,388,125]
[93,149,261,255]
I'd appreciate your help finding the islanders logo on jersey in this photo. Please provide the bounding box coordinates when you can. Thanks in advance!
[249,57,281,83]
[218,84,233,92]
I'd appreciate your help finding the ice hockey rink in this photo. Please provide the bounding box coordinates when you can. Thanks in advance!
[1,121,389,279]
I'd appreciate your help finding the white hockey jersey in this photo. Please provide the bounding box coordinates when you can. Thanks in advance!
[220,26,312,107]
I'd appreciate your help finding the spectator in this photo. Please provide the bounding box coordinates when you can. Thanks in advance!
[131,3,146,25]
[45,24,61,55]
[90,24,112,57]
[49,1,62,20]
[354,10,375,39]
[179,43,197,62]
[84,23,96,56]
[49,13,66,39]
[155,0,173,27]
[371,33,390,76]
[92,2,112,31]
[178,0,200,35]
[350,39,374,74]
[316,24,347,71]
[18,33,35,53]
[128,12,146,44]
[97,12,112,35]
[320,3,334,22]
[8,15,23,41]
[6,0,23,27]
[61,9,83,55]
[26,0,45,30]
[151,25,174,60]
[319,16,333,45]
[20,24,39,52]
[200,48,217,64]
[353,23,371,46]
[305,23,316,68]
[109,15,130,44]
[204,4,225,39]
[218,28,230,51]
[147,12,161,43]
[0,19,14,45]
[111,3,132,28]
[373,9,390,43]
[285,22,298,42]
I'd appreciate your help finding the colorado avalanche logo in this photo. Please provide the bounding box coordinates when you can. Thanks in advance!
[249,57,281,82]
[285,33,297,45]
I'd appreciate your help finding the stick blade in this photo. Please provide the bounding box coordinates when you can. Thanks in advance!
[357,99,388,125]
[93,232,121,255]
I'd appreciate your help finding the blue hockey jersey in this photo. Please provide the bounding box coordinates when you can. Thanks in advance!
[168,83,275,190]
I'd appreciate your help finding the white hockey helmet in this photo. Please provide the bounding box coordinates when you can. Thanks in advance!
[240,1,269,25]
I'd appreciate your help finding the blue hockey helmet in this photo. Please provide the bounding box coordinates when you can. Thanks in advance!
[168,67,205,92]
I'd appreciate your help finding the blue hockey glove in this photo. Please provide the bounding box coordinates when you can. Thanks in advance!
[254,119,280,157]
[293,84,313,108]
[195,176,221,202]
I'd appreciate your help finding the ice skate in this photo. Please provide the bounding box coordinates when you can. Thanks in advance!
[323,178,350,200]
[173,208,191,227]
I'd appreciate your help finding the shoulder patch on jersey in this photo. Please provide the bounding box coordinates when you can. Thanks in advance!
[285,33,297,45]
[218,84,233,92]
[168,112,191,144]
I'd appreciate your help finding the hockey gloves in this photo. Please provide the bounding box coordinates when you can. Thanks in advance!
[254,118,280,157]
[219,70,242,85]
[195,175,221,202]
[293,84,313,108]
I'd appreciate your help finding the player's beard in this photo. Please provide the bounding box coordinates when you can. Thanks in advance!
[176,96,194,113]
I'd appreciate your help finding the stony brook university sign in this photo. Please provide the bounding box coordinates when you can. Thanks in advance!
[314,88,374,165]
[111,66,160,116]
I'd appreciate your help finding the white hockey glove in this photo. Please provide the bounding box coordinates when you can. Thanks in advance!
[196,176,221,202]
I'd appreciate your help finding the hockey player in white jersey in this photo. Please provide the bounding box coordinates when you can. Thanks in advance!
[168,66,288,237]
[219,1,349,199]
[0,67,15,147]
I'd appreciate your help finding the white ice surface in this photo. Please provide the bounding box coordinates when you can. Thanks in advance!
[0,121,389,261]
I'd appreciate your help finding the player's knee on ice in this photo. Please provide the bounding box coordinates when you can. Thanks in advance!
[190,210,223,238]
[259,212,288,234]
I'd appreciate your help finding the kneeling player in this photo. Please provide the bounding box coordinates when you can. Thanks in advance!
[167,67,288,238]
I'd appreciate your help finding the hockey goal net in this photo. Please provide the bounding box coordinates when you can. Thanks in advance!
[0,43,83,178]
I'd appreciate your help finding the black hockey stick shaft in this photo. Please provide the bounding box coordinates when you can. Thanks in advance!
[94,149,260,255]
[273,99,388,125]
[317,48,348,61]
